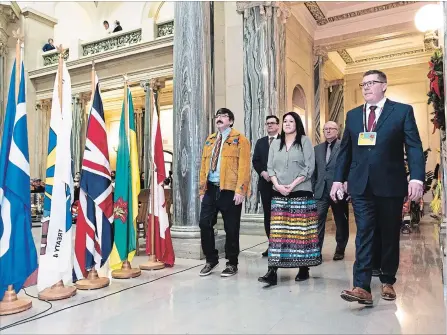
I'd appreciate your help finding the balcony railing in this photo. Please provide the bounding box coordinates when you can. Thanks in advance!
[157,21,174,38]
[81,28,142,57]
[42,48,69,66]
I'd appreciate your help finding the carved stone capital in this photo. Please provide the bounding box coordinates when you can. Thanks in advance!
[0,4,19,24]
[236,1,291,23]
[149,78,165,92]
[314,45,329,58]
[0,42,7,56]
[40,99,52,113]
[324,79,344,89]
[140,80,150,92]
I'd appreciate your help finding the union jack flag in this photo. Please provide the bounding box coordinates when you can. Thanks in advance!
[73,76,113,281]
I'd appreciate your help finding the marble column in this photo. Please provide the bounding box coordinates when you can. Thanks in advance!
[71,95,83,174]
[172,1,223,259]
[237,1,290,214]
[141,80,151,189]
[326,79,345,131]
[133,107,144,172]
[313,47,328,145]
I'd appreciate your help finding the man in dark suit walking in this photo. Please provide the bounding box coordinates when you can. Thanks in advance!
[252,115,280,256]
[331,70,424,305]
[312,121,349,261]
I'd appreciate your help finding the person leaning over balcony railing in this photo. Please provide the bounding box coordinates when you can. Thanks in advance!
[113,20,123,33]
[42,38,55,52]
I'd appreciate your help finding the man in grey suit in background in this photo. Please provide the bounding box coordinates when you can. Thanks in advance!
[312,121,349,260]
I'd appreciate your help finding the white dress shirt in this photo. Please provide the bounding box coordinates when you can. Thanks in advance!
[365,97,422,185]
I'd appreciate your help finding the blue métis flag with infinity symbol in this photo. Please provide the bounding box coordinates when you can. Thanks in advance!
[0,61,38,298]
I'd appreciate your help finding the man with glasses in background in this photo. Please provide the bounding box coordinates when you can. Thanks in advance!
[331,70,424,305]
[252,115,280,257]
[198,108,251,277]
[312,121,349,261]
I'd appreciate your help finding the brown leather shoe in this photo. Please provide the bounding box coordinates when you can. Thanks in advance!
[340,287,373,305]
[381,284,396,301]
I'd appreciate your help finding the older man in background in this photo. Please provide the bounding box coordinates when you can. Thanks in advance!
[312,121,349,261]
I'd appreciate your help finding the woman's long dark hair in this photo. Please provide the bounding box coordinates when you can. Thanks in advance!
[279,112,306,151]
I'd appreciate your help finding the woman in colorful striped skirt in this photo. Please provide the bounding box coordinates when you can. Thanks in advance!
[258,112,322,286]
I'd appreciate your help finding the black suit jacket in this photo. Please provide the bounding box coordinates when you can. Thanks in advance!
[252,135,279,191]
[334,99,425,197]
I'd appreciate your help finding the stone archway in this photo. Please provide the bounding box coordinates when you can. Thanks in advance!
[292,84,308,134]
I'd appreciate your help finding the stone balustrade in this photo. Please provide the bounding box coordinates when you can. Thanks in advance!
[81,28,142,57]
[42,48,69,66]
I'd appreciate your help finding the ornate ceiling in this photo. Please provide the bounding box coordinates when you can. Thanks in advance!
[290,1,437,78]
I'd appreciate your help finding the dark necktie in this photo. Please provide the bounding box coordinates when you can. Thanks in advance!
[211,134,222,172]
[368,106,377,132]
[326,142,332,163]
[269,137,274,146]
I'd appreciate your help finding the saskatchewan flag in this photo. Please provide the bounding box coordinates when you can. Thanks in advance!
[110,88,140,270]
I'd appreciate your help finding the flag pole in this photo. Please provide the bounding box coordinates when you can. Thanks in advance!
[76,61,110,290]
[140,79,165,271]
[38,45,77,301]
[111,75,141,279]
[0,29,33,316]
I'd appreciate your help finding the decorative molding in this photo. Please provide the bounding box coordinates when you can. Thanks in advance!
[424,31,439,52]
[353,49,425,64]
[303,2,327,25]
[42,49,69,66]
[304,1,416,26]
[337,49,354,64]
[236,1,291,23]
[157,21,174,38]
[328,1,416,24]
[82,28,142,57]
[21,7,57,27]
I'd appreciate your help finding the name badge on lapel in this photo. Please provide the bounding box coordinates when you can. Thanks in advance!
[358,132,377,146]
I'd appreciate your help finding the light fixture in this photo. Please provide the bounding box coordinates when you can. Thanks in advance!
[414,4,443,51]
[415,4,443,33]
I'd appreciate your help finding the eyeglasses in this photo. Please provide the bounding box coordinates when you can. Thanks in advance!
[359,80,385,88]
[214,114,229,119]
[323,127,337,131]
[266,122,278,126]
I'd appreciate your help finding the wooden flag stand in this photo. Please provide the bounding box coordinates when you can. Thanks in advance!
[112,75,141,280]
[76,62,110,290]
[140,80,165,271]
[38,45,77,301]
[0,29,32,316]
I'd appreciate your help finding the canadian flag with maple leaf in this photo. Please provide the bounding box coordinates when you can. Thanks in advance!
[146,93,175,266]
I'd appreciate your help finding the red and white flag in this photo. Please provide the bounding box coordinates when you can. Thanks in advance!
[146,95,175,266]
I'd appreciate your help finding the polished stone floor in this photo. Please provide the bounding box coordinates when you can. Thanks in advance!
[0,221,446,334]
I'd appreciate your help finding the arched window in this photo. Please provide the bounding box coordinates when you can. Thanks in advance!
[292,85,308,134]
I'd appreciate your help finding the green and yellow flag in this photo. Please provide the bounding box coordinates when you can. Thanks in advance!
[110,88,140,270]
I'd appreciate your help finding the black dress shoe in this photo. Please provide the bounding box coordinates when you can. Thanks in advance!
[333,252,345,261]
[258,267,277,286]
[261,249,268,257]
[295,267,309,281]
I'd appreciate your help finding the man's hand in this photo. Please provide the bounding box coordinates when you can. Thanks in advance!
[276,185,290,197]
[408,181,423,202]
[330,182,344,202]
[261,171,271,182]
[234,193,245,206]
[200,195,204,202]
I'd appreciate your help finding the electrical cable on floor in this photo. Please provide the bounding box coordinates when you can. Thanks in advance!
[0,240,267,331]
